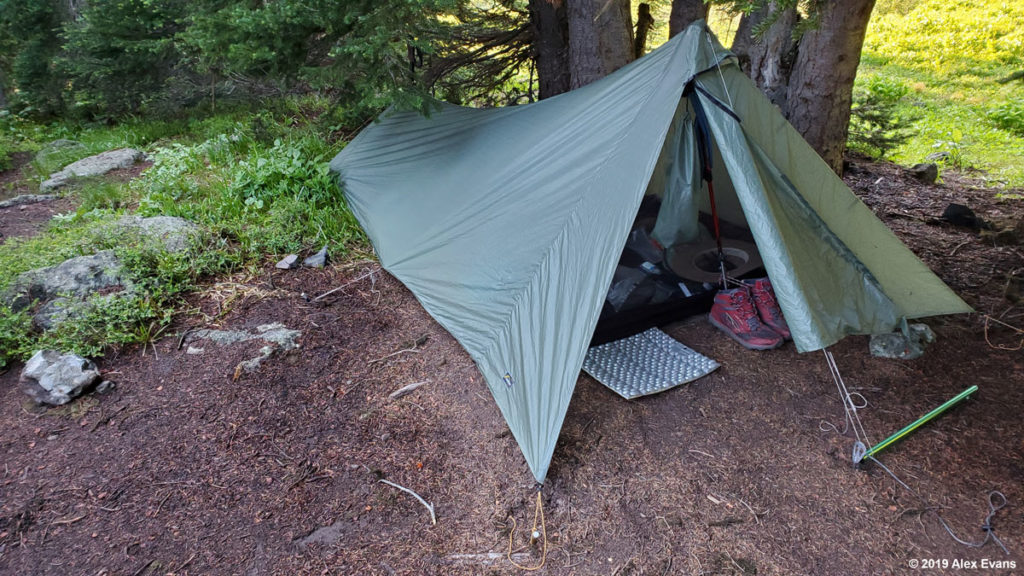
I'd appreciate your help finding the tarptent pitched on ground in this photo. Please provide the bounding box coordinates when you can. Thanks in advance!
[330,22,970,483]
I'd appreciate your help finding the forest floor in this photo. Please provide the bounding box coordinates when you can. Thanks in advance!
[1,158,1022,575]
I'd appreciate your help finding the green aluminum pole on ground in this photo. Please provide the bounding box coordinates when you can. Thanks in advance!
[862,385,979,461]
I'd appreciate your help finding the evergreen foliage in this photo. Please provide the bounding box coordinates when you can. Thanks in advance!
[0,0,531,120]
[0,0,66,116]
[847,76,916,159]
[61,0,187,118]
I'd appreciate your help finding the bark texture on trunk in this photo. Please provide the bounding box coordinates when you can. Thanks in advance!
[529,0,570,98]
[785,0,876,173]
[568,0,634,88]
[743,3,798,109]
[668,0,707,38]
[634,3,655,59]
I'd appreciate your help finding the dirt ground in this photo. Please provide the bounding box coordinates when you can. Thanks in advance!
[1,159,1022,575]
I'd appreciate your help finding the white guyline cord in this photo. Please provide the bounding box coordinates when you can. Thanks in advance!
[821,349,1010,555]
[705,29,735,110]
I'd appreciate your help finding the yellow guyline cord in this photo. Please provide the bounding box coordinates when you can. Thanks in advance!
[507,490,547,571]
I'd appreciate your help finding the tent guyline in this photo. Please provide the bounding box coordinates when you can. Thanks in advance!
[821,356,1009,555]
[331,20,971,484]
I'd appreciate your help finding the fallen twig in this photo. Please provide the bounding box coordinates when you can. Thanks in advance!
[379,479,436,525]
[949,239,972,256]
[314,268,380,302]
[370,346,420,364]
[177,553,197,572]
[90,405,127,432]
[370,334,430,364]
[131,559,154,576]
[51,512,88,526]
[389,381,429,400]
[448,552,532,565]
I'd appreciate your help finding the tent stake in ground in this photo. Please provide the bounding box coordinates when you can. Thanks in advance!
[858,385,979,462]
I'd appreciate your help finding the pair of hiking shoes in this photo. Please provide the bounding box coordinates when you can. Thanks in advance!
[708,278,791,350]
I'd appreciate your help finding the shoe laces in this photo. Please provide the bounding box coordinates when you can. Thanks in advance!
[752,283,784,322]
[728,290,763,331]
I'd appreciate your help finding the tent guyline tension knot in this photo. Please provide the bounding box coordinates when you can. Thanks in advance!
[507,490,547,571]
[821,350,1011,555]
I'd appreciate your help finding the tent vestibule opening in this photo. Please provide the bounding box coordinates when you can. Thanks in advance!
[591,95,765,346]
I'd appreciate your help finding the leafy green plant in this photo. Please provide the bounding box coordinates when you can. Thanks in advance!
[0,306,34,369]
[77,179,131,213]
[987,99,1024,136]
[930,131,970,172]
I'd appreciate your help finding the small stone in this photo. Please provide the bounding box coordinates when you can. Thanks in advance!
[186,346,205,355]
[95,380,115,394]
[276,254,299,269]
[908,162,938,184]
[940,203,986,231]
[302,245,329,268]
[380,433,391,442]
[19,350,102,405]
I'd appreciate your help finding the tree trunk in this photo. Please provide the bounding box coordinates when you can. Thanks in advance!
[668,0,707,39]
[528,0,570,98]
[634,3,655,59]
[568,0,634,89]
[785,0,876,173]
[734,3,797,109]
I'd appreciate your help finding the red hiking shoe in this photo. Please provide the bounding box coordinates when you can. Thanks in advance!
[708,287,784,350]
[743,277,792,340]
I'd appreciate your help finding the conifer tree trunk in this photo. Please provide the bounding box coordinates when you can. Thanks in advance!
[785,0,876,173]
[568,0,634,88]
[669,0,707,38]
[528,0,570,98]
[736,2,798,109]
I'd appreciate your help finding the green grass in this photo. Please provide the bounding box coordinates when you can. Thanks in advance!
[859,0,1024,188]
[0,96,367,367]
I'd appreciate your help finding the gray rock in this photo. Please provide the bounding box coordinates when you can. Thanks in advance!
[0,194,60,209]
[95,380,116,394]
[302,245,328,268]
[109,215,200,253]
[32,297,77,331]
[4,250,128,313]
[908,162,938,184]
[19,350,102,405]
[40,148,146,192]
[869,323,936,360]
[190,322,301,374]
[276,254,299,269]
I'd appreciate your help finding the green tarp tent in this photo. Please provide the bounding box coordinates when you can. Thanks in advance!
[330,22,971,484]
